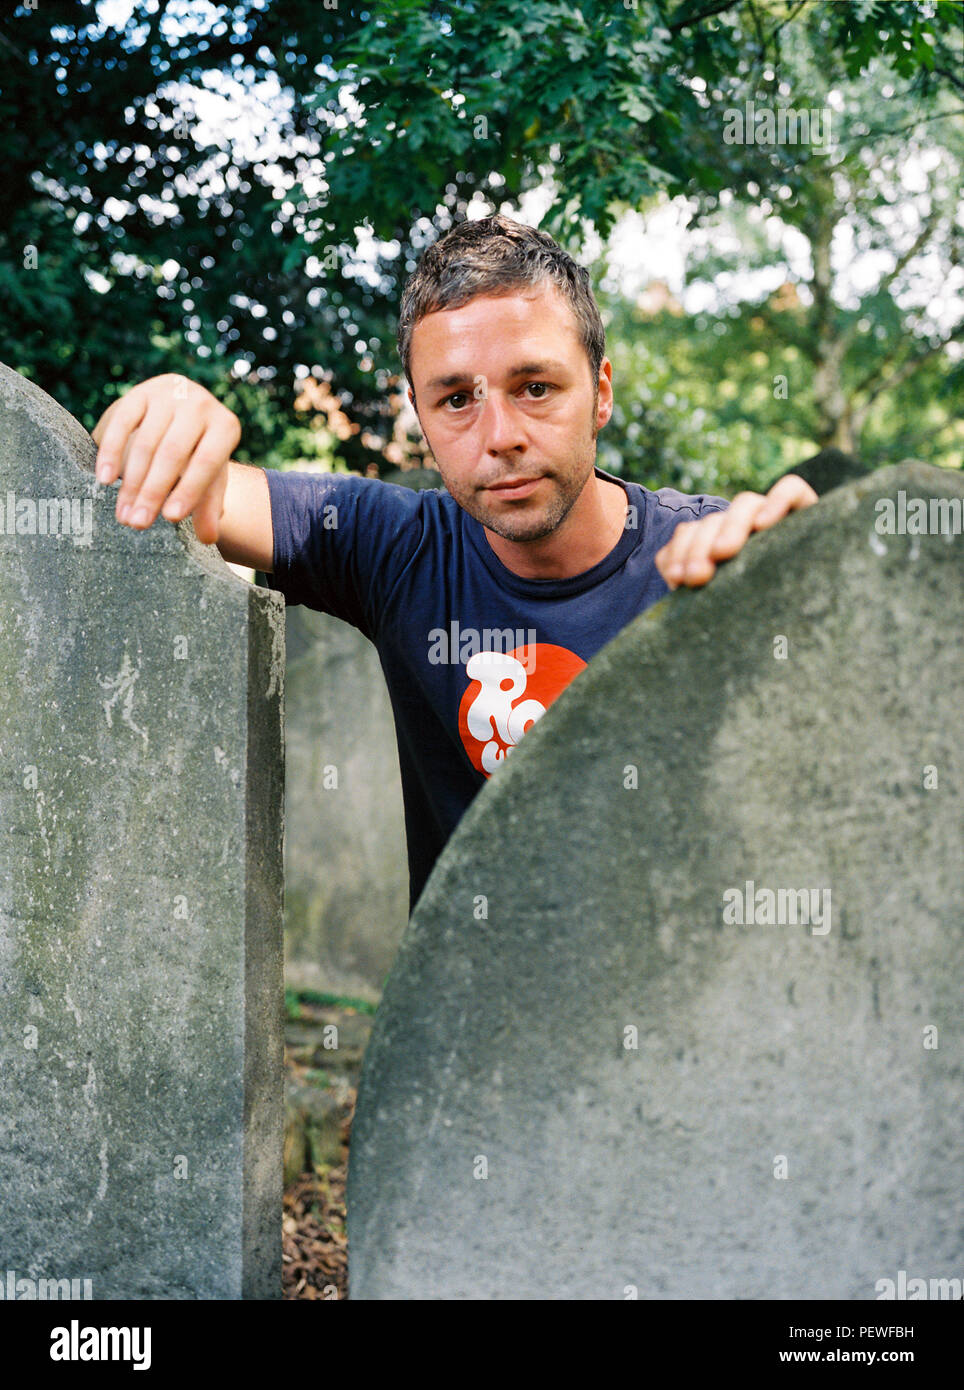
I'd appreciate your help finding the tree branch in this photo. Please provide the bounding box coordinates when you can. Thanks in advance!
[0,25,28,64]
[857,323,964,410]
[843,204,959,373]
[842,207,950,367]
[765,0,812,49]
[744,0,767,57]
[833,106,964,148]
[876,211,947,299]
[933,65,964,97]
[668,1,741,34]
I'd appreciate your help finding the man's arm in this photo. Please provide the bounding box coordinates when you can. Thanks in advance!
[654,474,818,589]
[91,374,273,571]
[216,461,273,571]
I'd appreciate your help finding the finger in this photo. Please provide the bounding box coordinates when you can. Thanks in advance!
[655,519,698,589]
[93,394,149,485]
[124,411,207,529]
[189,471,228,547]
[677,509,733,586]
[755,473,818,524]
[160,412,240,526]
[661,519,718,588]
[90,399,117,447]
[707,492,768,560]
[114,403,174,522]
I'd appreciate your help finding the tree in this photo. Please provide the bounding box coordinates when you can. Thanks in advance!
[669,6,963,460]
[2,1,959,478]
[0,0,379,466]
[299,0,962,470]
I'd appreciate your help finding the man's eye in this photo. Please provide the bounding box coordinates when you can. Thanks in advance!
[524,382,552,398]
[443,392,470,410]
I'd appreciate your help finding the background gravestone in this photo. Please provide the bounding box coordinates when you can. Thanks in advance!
[380,467,444,492]
[777,445,873,495]
[279,468,444,1001]
[281,603,408,1001]
[278,464,444,1001]
[0,363,285,1299]
[348,462,963,1300]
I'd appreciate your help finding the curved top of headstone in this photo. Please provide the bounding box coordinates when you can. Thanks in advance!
[348,462,963,1300]
[777,445,873,495]
[0,361,255,592]
[379,466,445,491]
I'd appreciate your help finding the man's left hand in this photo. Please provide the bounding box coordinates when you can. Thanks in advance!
[654,474,819,591]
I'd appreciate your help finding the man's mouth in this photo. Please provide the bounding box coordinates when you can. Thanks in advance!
[485,475,545,499]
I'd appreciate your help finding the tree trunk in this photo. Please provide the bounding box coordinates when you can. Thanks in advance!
[808,203,856,454]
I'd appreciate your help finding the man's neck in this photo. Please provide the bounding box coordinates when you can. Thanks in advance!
[482,470,629,580]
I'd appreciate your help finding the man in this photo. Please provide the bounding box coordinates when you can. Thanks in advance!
[92,215,817,909]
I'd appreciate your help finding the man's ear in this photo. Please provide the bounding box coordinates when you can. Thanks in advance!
[596,358,614,431]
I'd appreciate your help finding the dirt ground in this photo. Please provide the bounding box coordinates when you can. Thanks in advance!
[282,1105,351,1299]
[282,996,368,1300]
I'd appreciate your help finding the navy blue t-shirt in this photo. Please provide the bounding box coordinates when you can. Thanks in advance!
[264,466,728,910]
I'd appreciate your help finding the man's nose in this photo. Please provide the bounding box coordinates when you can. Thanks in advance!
[480,392,526,456]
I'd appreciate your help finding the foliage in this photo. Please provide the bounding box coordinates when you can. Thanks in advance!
[0,0,388,466]
[311,0,960,242]
[1,1,960,483]
[305,0,962,475]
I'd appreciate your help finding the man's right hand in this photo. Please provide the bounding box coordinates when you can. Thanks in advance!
[91,374,242,546]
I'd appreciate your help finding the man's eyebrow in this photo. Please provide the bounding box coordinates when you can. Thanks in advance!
[425,372,475,391]
[506,360,569,378]
[425,360,569,391]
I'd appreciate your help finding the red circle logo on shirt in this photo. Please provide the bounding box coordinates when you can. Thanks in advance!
[458,643,587,777]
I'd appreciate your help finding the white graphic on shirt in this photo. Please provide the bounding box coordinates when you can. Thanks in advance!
[464,651,547,775]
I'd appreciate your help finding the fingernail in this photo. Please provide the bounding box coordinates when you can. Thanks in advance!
[95,461,111,483]
[117,502,130,522]
[667,564,683,581]
[130,507,150,527]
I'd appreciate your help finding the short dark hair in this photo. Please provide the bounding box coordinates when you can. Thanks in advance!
[398,215,605,387]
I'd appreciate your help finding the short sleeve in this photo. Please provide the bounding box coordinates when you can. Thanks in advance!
[263,469,425,639]
[653,486,730,519]
[641,485,730,555]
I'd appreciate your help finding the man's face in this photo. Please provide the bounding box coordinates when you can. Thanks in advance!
[407,282,613,542]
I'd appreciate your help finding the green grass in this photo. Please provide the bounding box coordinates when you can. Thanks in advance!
[285,986,378,1020]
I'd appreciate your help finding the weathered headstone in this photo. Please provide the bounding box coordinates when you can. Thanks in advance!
[0,363,286,1299]
[281,569,409,1002]
[380,467,444,492]
[348,462,963,1300]
[778,445,873,495]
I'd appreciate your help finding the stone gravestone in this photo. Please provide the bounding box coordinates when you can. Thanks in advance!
[380,467,444,492]
[777,446,873,496]
[280,467,445,1000]
[348,462,963,1300]
[0,363,285,1299]
[282,603,409,1001]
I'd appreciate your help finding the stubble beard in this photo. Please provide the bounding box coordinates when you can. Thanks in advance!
[467,473,583,542]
